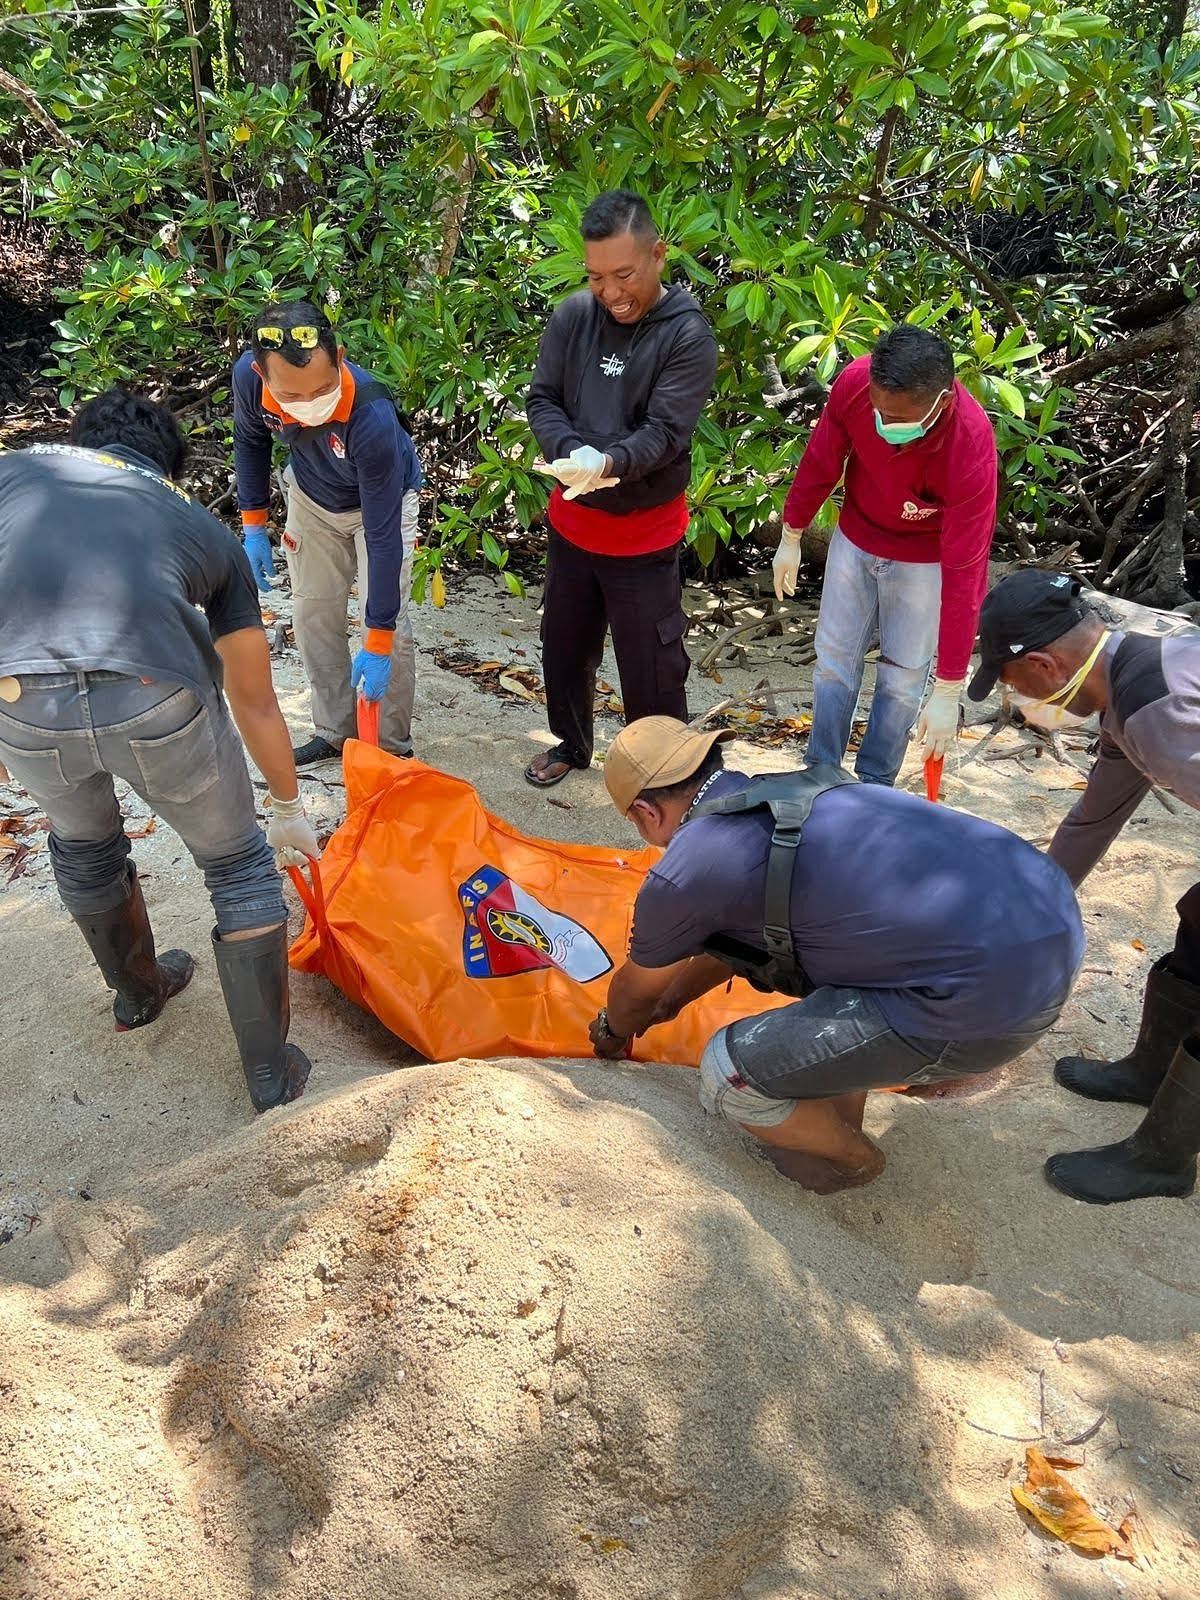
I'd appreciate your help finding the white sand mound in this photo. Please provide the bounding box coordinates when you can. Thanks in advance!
[2,1056,1198,1600]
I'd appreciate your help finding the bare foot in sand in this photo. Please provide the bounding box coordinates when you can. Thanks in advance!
[766,1141,886,1194]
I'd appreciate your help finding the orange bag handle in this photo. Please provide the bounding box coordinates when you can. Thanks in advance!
[286,854,329,948]
[924,754,944,804]
[356,694,381,746]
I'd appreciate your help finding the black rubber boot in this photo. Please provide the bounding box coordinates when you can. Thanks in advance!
[1054,956,1200,1106]
[71,866,195,1031]
[212,924,311,1112]
[1044,1039,1200,1204]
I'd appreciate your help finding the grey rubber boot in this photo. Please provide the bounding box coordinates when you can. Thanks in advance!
[72,866,195,1031]
[212,924,311,1112]
[1044,1038,1200,1204]
[1054,956,1200,1106]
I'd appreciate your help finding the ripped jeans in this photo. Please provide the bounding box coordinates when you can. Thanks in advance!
[806,527,940,786]
[0,672,284,935]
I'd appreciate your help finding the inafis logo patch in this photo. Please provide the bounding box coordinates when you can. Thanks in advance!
[459,865,612,982]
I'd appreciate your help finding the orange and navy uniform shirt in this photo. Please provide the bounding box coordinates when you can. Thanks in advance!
[231,350,421,632]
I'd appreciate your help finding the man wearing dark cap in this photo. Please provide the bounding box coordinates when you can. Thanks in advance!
[968,569,1200,1203]
[586,716,1084,1193]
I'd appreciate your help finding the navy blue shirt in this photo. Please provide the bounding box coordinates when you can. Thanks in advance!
[629,771,1085,1040]
[231,352,422,631]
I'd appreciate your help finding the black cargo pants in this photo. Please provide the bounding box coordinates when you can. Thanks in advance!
[540,528,690,768]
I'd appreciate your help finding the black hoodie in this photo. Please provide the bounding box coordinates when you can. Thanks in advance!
[526,284,717,516]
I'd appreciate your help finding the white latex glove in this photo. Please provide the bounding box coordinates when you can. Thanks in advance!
[561,445,621,501]
[266,793,322,870]
[916,677,964,760]
[567,444,608,477]
[533,448,619,496]
[562,470,620,501]
[772,523,804,600]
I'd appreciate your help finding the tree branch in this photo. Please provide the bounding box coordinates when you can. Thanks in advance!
[1056,300,1200,386]
[823,189,1026,330]
[0,63,76,149]
[862,105,900,245]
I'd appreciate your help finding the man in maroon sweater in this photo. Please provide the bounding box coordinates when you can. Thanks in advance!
[777,328,998,785]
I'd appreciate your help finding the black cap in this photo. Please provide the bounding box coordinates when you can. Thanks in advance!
[967,570,1089,702]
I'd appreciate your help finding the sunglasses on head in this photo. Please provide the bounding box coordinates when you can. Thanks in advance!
[255,324,322,350]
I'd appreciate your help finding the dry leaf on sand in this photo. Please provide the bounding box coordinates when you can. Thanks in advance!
[498,673,540,702]
[1011,1448,1136,1561]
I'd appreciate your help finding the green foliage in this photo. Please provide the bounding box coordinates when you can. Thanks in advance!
[2,0,1197,569]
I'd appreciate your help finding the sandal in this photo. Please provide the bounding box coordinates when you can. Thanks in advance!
[525,747,580,788]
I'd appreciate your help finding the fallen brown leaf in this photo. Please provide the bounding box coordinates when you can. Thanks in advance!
[1010,1447,1136,1561]
[1131,938,1146,952]
[126,818,157,839]
[498,673,539,702]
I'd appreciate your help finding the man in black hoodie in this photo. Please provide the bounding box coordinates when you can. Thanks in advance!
[525,190,717,788]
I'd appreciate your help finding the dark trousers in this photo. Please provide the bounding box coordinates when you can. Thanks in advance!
[541,529,690,766]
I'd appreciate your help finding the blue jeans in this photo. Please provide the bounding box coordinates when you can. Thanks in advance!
[0,672,284,934]
[806,528,940,786]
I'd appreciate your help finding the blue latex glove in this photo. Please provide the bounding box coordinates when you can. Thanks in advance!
[350,635,393,702]
[243,529,276,594]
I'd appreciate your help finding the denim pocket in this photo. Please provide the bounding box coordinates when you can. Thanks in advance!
[0,738,72,798]
[129,701,220,804]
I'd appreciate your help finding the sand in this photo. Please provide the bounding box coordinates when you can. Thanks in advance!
[1,567,1198,1599]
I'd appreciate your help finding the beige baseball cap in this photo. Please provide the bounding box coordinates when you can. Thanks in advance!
[603,716,734,814]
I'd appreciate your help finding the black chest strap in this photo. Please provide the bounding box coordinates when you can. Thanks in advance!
[691,763,857,962]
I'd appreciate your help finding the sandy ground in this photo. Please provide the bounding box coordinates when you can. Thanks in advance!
[1,563,1199,1599]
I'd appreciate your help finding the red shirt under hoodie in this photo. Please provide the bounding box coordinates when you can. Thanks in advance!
[783,356,998,681]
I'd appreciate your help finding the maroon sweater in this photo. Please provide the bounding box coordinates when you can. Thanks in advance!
[783,356,999,680]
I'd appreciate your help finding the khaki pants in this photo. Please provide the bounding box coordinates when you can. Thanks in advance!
[282,471,415,755]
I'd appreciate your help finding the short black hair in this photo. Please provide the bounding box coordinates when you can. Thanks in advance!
[637,742,725,805]
[70,389,186,478]
[248,300,339,369]
[581,190,657,244]
[869,326,955,401]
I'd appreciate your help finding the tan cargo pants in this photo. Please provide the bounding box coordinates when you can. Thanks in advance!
[282,470,415,755]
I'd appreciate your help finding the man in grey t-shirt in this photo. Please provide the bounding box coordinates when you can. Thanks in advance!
[969,569,1200,1204]
[0,392,320,1112]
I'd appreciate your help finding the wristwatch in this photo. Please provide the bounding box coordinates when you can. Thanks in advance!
[595,1007,621,1042]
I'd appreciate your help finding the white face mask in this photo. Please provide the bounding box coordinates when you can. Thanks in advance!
[1006,693,1091,731]
[1008,630,1111,730]
[281,382,342,427]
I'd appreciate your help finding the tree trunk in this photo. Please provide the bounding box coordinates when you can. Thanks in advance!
[1160,0,1188,53]
[1142,313,1199,608]
[230,0,312,215]
[231,0,303,90]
